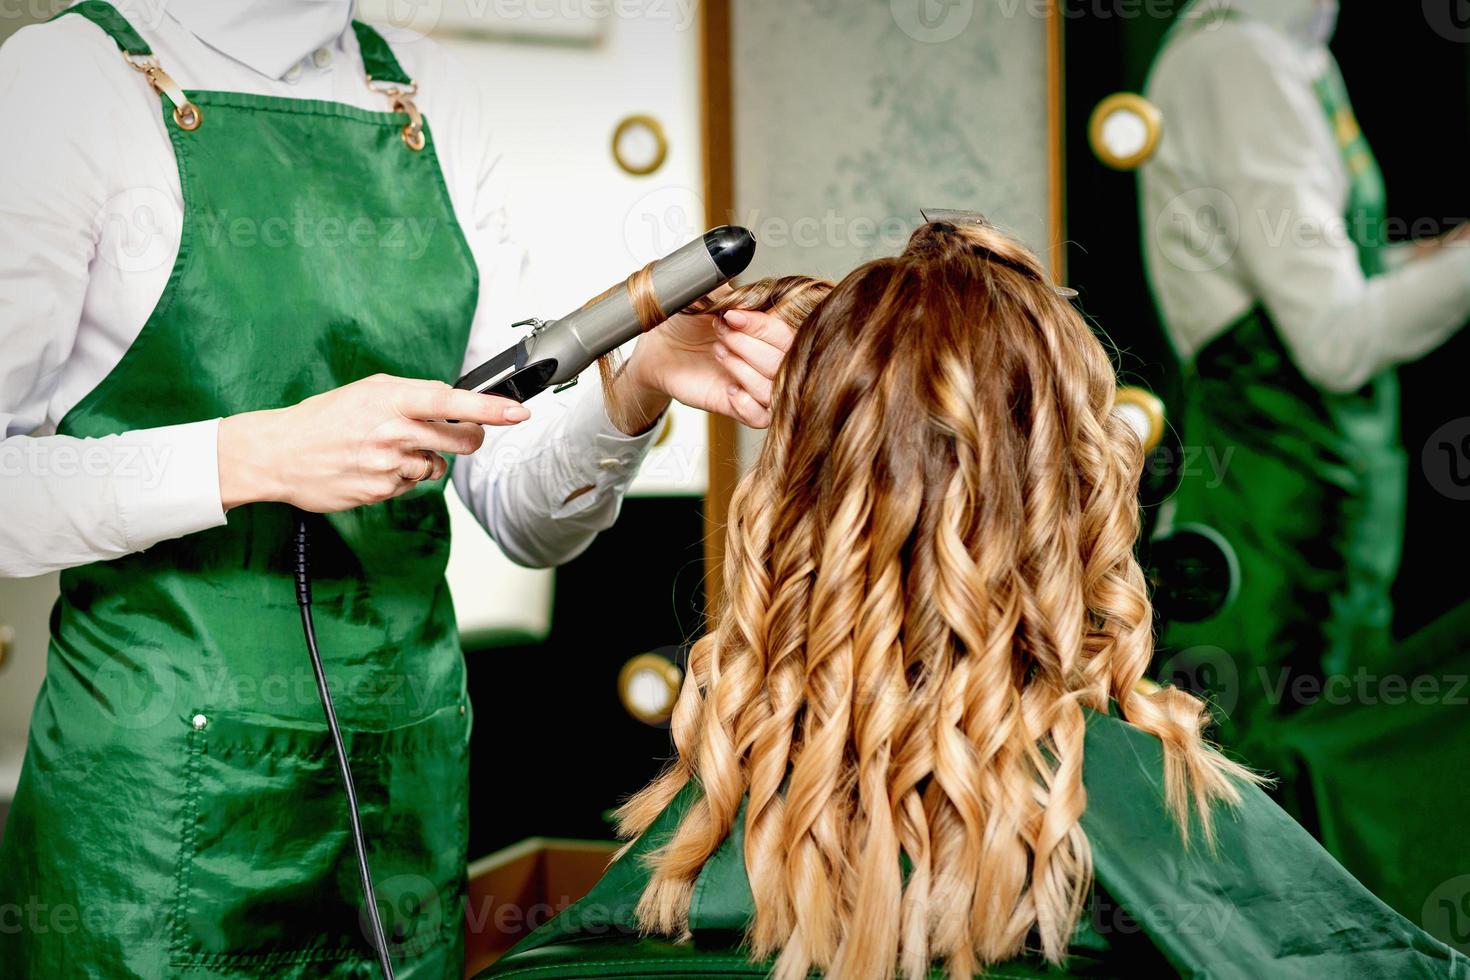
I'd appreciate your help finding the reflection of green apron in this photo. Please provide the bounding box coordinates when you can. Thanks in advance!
[1146,9,1470,948]
[1155,12,1405,784]
[1279,599,1470,949]
[0,3,477,976]
[481,711,1470,978]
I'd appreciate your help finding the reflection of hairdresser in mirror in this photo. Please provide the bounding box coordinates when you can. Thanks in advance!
[1141,0,1470,771]
[481,218,1469,978]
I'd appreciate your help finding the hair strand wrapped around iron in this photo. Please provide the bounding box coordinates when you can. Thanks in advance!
[595,269,835,433]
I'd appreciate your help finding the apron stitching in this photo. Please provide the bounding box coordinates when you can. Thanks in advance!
[163,715,470,965]
[168,926,454,968]
[168,725,205,958]
[53,97,198,437]
[417,130,481,329]
[148,118,196,330]
[184,92,435,129]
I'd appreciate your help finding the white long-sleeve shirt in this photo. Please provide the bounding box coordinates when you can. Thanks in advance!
[0,0,660,578]
[1141,0,1470,393]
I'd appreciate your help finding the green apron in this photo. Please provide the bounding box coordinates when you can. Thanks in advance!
[479,711,1469,978]
[0,3,478,976]
[1144,7,1470,946]
[1153,7,1406,791]
[1277,598,1470,949]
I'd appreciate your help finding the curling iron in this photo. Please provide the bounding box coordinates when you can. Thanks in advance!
[454,226,758,400]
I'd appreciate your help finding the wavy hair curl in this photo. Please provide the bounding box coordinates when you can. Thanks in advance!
[618,220,1253,980]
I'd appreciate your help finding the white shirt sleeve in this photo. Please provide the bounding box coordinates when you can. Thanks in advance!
[445,66,661,569]
[451,384,663,568]
[0,19,659,578]
[0,24,225,578]
[1193,25,1470,393]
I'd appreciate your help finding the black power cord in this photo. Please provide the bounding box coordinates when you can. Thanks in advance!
[293,513,396,980]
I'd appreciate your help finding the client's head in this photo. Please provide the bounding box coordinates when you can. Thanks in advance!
[620,218,1249,980]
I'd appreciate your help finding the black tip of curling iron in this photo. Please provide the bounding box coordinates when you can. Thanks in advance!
[703,225,756,279]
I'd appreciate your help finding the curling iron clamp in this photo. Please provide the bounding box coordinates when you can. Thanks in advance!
[455,226,758,401]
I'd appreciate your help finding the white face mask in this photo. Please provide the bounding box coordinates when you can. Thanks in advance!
[1225,0,1338,46]
[1292,0,1339,46]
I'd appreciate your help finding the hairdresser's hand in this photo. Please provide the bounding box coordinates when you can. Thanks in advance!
[217,375,529,513]
[1405,221,1470,261]
[615,304,796,433]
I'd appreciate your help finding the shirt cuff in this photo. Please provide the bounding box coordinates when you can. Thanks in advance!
[113,419,228,553]
[552,385,663,515]
[1381,241,1417,273]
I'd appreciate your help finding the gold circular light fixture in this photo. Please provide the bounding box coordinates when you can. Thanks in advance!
[611,114,669,177]
[1089,93,1163,171]
[1114,386,1167,454]
[618,652,683,725]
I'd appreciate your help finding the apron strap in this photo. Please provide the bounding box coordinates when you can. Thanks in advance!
[54,0,152,56]
[55,0,202,132]
[351,21,426,150]
[56,4,415,146]
[352,20,413,87]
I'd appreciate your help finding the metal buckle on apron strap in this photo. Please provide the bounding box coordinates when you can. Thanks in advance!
[368,77,426,152]
[124,52,203,132]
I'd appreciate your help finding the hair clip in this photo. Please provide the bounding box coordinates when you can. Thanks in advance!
[920,207,993,227]
[920,208,1079,300]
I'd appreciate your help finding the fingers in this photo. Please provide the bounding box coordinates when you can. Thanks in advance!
[716,314,790,379]
[713,340,773,407]
[722,310,794,352]
[396,450,444,484]
[357,441,447,492]
[385,378,530,427]
[710,311,794,426]
[381,417,478,488]
[395,419,486,457]
[725,384,772,429]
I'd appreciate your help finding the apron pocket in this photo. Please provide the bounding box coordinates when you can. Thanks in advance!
[168,700,470,971]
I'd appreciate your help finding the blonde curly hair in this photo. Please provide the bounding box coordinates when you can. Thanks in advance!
[617,219,1253,980]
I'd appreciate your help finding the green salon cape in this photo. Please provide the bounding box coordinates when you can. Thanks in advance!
[478,711,1468,978]
[0,3,477,976]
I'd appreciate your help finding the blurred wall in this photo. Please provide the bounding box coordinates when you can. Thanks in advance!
[727,0,1054,464]
[0,0,56,799]
[731,0,1053,282]
[0,5,47,46]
